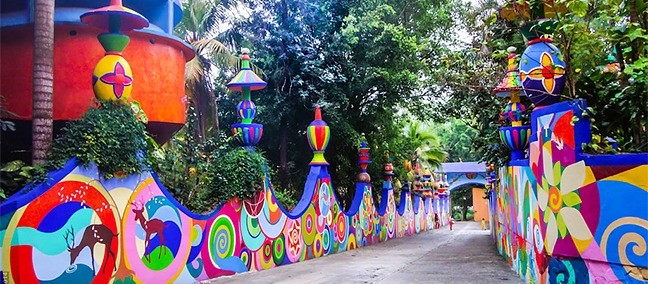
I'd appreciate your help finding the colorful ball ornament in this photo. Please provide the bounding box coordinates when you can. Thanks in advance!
[92,54,133,101]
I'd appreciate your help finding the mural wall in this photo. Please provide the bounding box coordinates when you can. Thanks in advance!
[0,155,450,283]
[490,99,648,283]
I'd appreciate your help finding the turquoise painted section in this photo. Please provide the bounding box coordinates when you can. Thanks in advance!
[0,159,449,283]
[490,99,648,283]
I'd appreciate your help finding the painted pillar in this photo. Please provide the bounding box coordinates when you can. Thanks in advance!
[227,48,267,150]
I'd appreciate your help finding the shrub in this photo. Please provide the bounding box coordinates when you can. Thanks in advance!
[204,148,267,207]
[48,101,153,179]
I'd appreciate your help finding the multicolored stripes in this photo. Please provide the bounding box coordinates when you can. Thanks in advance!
[307,107,330,165]
[499,125,531,160]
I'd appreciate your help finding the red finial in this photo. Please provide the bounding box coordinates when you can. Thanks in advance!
[314,106,322,120]
[110,0,123,6]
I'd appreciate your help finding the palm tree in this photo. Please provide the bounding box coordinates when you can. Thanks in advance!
[176,0,250,142]
[31,0,55,165]
[403,120,447,169]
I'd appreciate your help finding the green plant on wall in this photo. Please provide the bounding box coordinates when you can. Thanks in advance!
[48,101,155,179]
[204,148,267,207]
[0,160,46,200]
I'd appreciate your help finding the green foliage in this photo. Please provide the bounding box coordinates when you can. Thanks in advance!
[206,148,267,206]
[436,119,483,162]
[0,160,46,200]
[155,106,269,213]
[271,186,298,210]
[210,0,463,208]
[47,101,153,179]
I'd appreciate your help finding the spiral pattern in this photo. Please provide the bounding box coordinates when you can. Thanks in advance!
[601,217,648,281]
[547,257,589,284]
[211,215,235,259]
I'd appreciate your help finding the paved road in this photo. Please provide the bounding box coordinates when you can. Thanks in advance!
[206,222,520,284]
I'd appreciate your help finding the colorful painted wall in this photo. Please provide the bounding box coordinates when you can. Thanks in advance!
[490,99,648,283]
[0,155,450,283]
[472,188,489,222]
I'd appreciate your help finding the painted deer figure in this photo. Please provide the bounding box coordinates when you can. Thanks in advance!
[131,202,166,261]
[64,225,118,275]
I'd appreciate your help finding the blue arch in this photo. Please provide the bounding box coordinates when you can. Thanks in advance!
[440,162,487,192]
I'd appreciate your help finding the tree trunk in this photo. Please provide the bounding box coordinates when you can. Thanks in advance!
[32,0,55,165]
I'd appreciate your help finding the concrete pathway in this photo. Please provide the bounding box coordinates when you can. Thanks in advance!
[205,222,520,284]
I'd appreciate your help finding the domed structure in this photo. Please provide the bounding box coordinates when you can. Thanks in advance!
[1,0,195,161]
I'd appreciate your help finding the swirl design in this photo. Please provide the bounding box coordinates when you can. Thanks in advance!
[547,257,589,284]
[211,216,235,259]
[601,217,648,281]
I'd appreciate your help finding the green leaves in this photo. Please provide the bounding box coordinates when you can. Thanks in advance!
[565,0,589,17]
[205,148,267,207]
[48,101,153,179]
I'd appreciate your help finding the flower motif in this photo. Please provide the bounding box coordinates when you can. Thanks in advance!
[100,62,133,99]
[537,154,593,254]
[524,52,565,94]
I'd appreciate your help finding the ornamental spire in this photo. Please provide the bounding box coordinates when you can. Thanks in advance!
[357,134,371,182]
[81,0,149,102]
[228,48,267,149]
[307,106,330,165]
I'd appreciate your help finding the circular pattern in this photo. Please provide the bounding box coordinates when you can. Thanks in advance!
[255,240,275,270]
[211,215,235,259]
[65,264,77,274]
[239,247,252,270]
[302,206,317,246]
[313,234,324,258]
[241,208,264,251]
[284,219,303,263]
[347,233,357,250]
[8,180,120,284]
[322,225,331,254]
[335,212,348,243]
[272,235,286,265]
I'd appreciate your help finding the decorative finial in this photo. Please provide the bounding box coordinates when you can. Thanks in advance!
[228,48,266,149]
[383,151,394,181]
[307,106,330,165]
[357,134,371,182]
[81,0,149,102]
